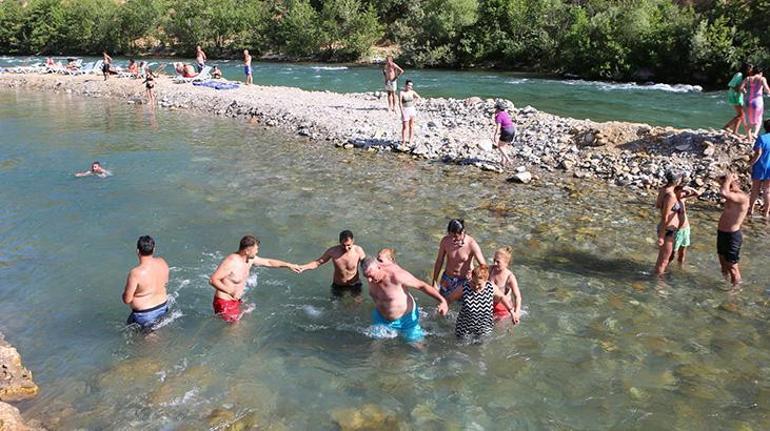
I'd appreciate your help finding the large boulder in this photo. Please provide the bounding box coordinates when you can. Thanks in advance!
[0,335,38,402]
[0,401,44,431]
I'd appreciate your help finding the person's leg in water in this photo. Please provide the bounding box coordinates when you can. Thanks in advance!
[749,179,761,216]
[727,262,741,285]
[718,254,729,280]
[655,231,675,276]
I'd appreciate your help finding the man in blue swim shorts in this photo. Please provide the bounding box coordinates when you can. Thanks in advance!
[123,235,170,330]
[431,219,486,302]
[243,49,253,85]
[362,255,448,344]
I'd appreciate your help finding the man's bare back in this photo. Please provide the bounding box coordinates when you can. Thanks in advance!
[719,187,749,232]
[325,245,365,285]
[364,257,447,320]
[124,257,168,310]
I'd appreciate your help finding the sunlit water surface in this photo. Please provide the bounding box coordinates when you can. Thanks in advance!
[2,90,770,429]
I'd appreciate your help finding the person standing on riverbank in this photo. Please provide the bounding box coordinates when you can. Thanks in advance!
[489,247,522,324]
[195,45,207,73]
[298,230,367,299]
[143,72,156,105]
[102,51,113,81]
[717,173,749,285]
[670,184,702,266]
[724,63,751,138]
[209,235,300,322]
[748,119,770,217]
[432,219,486,300]
[740,66,770,143]
[492,101,517,167]
[399,80,421,148]
[362,257,448,344]
[243,50,253,85]
[654,170,684,276]
[382,56,404,113]
[123,236,169,330]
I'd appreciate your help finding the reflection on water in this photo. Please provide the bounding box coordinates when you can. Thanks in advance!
[2,89,770,429]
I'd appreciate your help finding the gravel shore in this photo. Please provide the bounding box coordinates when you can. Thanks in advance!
[0,72,753,200]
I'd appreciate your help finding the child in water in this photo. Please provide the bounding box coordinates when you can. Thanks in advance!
[489,246,522,324]
[670,183,702,266]
[448,265,515,341]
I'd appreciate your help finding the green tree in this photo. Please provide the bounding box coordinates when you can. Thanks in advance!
[0,0,26,54]
[320,0,382,60]
[275,0,323,57]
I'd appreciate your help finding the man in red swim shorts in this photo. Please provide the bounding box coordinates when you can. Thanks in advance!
[209,235,301,322]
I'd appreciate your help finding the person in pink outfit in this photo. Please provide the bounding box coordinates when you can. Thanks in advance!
[740,66,770,142]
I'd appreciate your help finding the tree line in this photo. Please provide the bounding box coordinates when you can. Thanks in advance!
[0,0,767,87]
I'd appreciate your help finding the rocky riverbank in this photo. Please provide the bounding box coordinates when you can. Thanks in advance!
[0,72,753,200]
[0,334,42,430]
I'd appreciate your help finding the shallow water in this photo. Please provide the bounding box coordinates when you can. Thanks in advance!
[1,55,731,130]
[2,89,770,429]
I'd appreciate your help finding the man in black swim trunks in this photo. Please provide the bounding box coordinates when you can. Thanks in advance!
[298,230,367,299]
[717,173,750,285]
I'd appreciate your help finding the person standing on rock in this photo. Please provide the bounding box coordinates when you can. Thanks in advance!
[748,118,770,217]
[209,235,300,323]
[243,49,253,85]
[382,55,404,113]
[492,101,517,167]
[740,66,770,143]
[432,219,486,300]
[362,257,448,344]
[195,45,207,73]
[724,63,751,138]
[297,230,367,299]
[123,236,170,330]
[670,183,702,266]
[399,80,421,148]
[102,51,113,81]
[654,170,684,276]
[717,173,750,285]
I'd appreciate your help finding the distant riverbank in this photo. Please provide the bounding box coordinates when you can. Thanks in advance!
[0,72,752,200]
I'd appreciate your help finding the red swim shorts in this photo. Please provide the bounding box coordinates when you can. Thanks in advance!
[213,297,242,323]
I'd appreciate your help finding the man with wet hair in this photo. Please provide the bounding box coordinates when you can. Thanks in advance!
[75,161,111,178]
[717,173,750,285]
[123,235,169,330]
[432,219,486,300]
[298,230,367,298]
[209,235,301,322]
[362,256,447,344]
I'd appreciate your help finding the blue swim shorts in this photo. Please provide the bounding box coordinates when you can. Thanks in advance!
[126,301,169,329]
[372,306,424,343]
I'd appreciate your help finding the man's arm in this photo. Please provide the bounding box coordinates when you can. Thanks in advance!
[209,258,239,298]
[470,239,486,267]
[299,249,332,272]
[122,271,138,304]
[401,271,448,316]
[395,63,404,76]
[720,174,747,203]
[432,242,446,285]
[74,171,92,177]
[507,274,522,324]
[252,256,301,272]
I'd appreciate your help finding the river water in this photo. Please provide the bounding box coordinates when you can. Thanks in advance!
[2,89,770,430]
[1,55,732,130]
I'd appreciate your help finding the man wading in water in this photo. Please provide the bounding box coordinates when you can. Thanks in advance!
[432,219,486,301]
[123,236,170,330]
[717,173,749,286]
[298,230,367,300]
[209,235,300,322]
[382,55,404,113]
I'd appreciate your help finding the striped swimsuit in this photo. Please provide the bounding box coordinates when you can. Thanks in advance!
[455,281,495,339]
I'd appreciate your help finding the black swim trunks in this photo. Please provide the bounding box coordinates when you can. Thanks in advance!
[717,229,743,263]
[499,126,517,143]
[102,63,111,74]
[331,282,363,298]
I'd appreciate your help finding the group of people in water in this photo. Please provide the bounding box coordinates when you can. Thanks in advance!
[120,220,522,344]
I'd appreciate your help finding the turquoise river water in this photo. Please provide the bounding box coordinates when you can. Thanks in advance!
[1,55,739,130]
[2,88,770,430]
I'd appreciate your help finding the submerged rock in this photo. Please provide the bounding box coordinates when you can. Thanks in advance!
[507,171,532,184]
[330,404,402,431]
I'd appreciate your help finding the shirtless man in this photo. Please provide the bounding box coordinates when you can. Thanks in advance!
[382,56,404,113]
[717,173,750,285]
[209,235,300,322]
[123,236,169,329]
[298,230,366,298]
[243,49,253,85]
[362,257,447,344]
[195,45,207,73]
[432,219,486,301]
[102,51,113,80]
[75,161,111,178]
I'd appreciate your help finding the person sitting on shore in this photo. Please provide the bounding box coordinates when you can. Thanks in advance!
[127,59,139,78]
[654,170,684,276]
[75,161,111,178]
[174,62,198,79]
[362,256,447,345]
[297,230,367,300]
[717,173,749,286]
[748,118,770,217]
[489,247,522,324]
[66,58,80,72]
[448,264,515,341]
[399,80,421,148]
[123,235,170,330]
[492,101,517,167]
[670,183,702,266]
[211,65,223,79]
[209,235,301,323]
[432,219,486,301]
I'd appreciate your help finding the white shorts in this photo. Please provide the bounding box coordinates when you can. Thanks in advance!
[401,106,416,122]
[385,80,397,92]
